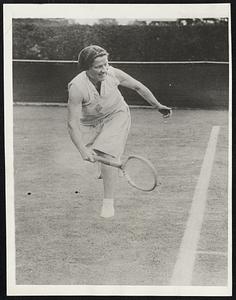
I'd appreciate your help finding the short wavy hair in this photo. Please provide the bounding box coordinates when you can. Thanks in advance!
[78,45,109,71]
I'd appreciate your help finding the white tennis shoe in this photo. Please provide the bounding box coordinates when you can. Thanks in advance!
[100,198,114,218]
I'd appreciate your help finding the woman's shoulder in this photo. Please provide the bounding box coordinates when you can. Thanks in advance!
[108,65,119,75]
[108,65,132,85]
[69,71,86,85]
[107,65,121,85]
[68,71,87,91]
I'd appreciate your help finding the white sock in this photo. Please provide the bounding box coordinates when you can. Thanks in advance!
[100,198,114,218]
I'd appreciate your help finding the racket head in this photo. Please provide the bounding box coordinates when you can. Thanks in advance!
[121,155,158,192]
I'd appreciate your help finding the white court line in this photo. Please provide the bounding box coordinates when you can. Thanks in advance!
[170,126,220,286]
[196,250,227,257]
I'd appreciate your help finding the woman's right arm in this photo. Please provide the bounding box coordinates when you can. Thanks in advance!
[67,84,95,162]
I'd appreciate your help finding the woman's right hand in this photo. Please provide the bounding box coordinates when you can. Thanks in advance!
[80,148,96,163]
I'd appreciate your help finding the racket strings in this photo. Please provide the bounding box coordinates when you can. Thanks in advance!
[123,157,157,191]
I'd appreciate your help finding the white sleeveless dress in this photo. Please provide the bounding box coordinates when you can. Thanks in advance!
[68,66,131,158]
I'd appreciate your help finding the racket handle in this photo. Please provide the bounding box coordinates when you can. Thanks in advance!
[94,155,122,168]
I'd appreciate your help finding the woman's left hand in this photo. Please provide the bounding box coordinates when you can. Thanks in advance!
[158,104,172,118]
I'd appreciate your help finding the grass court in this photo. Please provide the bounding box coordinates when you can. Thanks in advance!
[13,105,228,286]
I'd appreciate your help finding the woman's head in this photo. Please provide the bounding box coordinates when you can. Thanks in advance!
[78,45,109,71]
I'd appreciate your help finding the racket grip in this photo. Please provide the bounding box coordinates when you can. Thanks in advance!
[94,155,121,168]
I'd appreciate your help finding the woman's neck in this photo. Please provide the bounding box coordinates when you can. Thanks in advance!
[86,72,99,86]
[86,72,101,93]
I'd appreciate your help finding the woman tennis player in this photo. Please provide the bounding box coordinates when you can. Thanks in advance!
[67,45,171,218]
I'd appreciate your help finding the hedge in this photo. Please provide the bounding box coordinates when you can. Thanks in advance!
[13,20,228,61]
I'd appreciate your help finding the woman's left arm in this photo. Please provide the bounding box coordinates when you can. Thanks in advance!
[113,68,172,117]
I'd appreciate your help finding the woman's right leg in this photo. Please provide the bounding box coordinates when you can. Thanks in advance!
[94,108,131,217]
[101,163,117,199]
[100,161,118,218]
[93,149,118,218]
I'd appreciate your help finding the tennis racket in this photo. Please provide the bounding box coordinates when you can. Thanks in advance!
[94,155,158,192]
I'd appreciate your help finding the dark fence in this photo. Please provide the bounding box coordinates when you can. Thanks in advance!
[13,60,229,108]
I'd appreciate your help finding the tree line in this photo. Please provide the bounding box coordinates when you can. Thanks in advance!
[13,19,229,61]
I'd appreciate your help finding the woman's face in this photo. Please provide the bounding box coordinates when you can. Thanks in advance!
[86,55,109,83]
